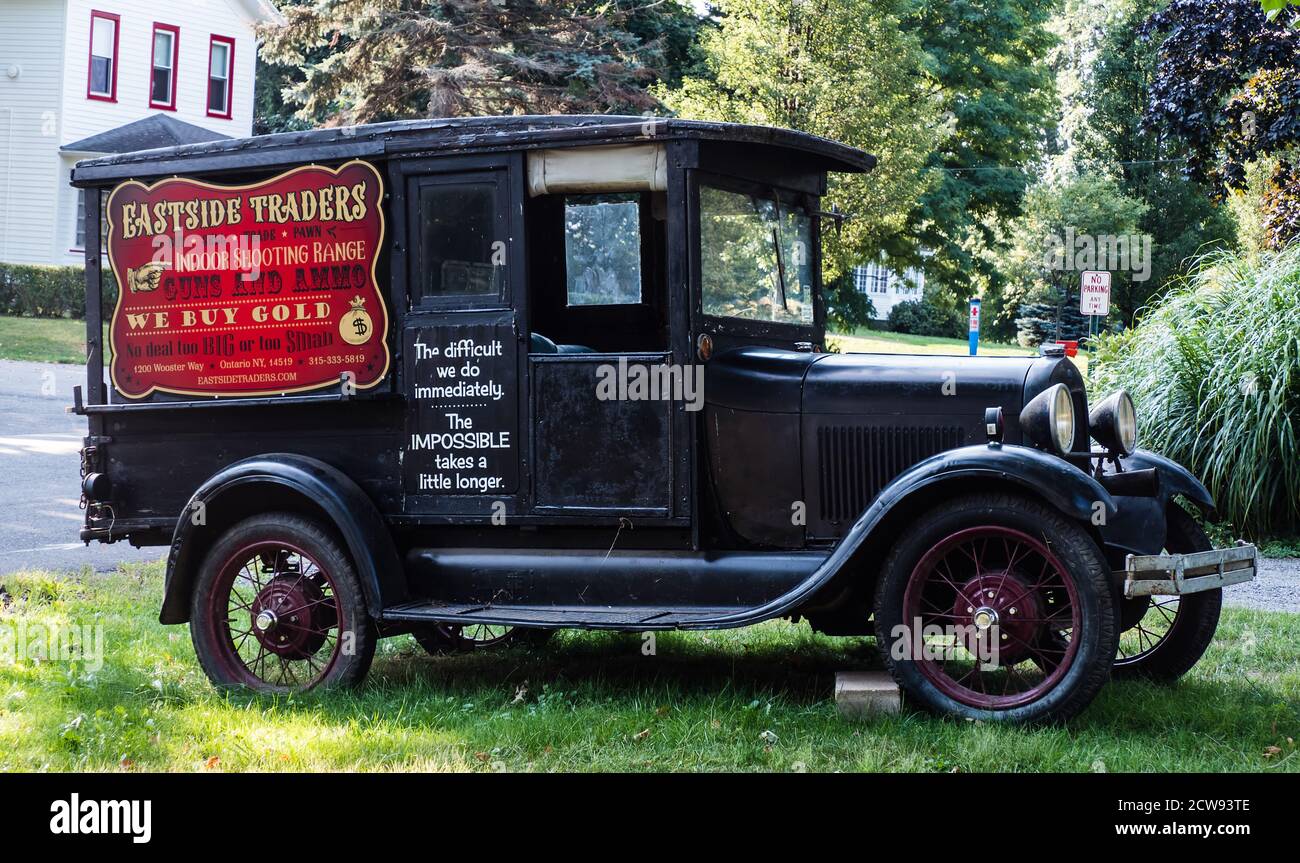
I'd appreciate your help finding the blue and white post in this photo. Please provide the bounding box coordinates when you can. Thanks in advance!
[968,298,981,356]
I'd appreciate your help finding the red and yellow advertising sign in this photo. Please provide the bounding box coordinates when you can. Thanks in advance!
[105,160,389,398]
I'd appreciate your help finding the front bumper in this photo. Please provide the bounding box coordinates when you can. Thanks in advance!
[1121,543,1258,598]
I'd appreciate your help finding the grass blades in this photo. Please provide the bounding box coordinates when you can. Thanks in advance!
[0,563,1296,772]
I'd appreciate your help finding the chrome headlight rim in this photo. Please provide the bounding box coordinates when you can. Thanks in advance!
[1090,389,1138,456]
[1018,383,1076,456]
[1049,384,1076,454]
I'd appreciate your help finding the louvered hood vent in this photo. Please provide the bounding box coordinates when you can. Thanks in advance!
[817,425,967,522]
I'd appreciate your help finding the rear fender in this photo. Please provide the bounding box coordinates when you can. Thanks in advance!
[159,454,404,624]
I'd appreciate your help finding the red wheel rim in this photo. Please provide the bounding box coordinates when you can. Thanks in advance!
[901,526,1082,709]
[206,540,344,690]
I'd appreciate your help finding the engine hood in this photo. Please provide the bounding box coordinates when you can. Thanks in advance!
[705,347,1085,447]
[805,353,1032,412]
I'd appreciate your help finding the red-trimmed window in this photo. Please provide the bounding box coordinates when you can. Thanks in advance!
[149,23,180,110]
[87,11,119,101]
[207,36,235,119]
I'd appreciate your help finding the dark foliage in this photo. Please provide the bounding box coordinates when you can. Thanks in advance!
[1143,0,1300,245]
[887,298,964,339]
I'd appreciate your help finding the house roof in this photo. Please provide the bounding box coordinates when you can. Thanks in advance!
[62,114,232,155]
[70,115,876,185]
[230,0,285,26]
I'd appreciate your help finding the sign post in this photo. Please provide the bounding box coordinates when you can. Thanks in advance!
[968,298,981,356]
[1080,270,1111,345]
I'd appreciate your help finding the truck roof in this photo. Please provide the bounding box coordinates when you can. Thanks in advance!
[70,115,875,186]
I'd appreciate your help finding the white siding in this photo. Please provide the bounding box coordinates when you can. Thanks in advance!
[52,1,260,265]
[0,0,263,266]
[853,260,926,320]
[0,0,68,265]
[59,0,258,145]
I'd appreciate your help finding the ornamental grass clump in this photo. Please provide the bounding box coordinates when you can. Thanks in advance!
[1090,245,1300,537]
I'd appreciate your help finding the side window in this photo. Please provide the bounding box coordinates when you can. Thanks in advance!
[87,12,119,101]
[564,194,642,306]
[700,184,815,326]
[149,24,179,110]
[410,173,507,307]
[207,36,235,118]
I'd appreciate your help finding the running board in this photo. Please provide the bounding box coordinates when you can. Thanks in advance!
[1122,542,1258,598]
[382,601,749,630]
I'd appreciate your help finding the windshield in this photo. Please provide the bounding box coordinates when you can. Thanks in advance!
[700,184,815,326]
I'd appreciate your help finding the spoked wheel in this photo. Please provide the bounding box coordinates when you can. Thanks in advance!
[875,493,1116,724]
[191,513,375,692]
[1113,505,1221,681]
[413,623,552,654]
[903,526,1081,709]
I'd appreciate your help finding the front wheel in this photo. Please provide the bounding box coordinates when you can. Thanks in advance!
[190,512,376,692]
[873,493,1117,724]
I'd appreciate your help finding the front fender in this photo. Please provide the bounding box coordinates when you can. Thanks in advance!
[160,454,404,624]
[681,444,1114,629]
[1118,448,1215,515]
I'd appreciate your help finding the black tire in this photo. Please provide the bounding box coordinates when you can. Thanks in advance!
[872,492,1117,724]
[1113,505,1221,682]
[413,623,552,654]
[190,512,376,692]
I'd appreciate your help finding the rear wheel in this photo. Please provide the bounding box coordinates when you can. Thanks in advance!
[873,493,1116,724]
[190,512,375,692]
[413,623,552,654]
[1113,505,1221,681]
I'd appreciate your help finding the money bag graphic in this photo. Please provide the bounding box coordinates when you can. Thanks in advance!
[340,295,374,346]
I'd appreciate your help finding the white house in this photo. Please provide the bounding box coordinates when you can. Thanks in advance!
[0,0,282,267]
[852,258,927,320]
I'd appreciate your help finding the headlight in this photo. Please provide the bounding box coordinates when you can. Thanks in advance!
[1090,390,1138,455]
[1019,383,1076,454]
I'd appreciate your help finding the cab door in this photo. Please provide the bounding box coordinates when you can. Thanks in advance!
[392,153,530,519]
[522,169,691,525]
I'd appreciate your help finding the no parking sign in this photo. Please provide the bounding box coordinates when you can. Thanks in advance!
[1080,271,1111,317]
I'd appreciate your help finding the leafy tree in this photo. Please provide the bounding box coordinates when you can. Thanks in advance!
[258,0,703,125]
[666,0,942,279]
[887,298,964,339]
[823,271,876,332]
[998,174,1148,338]
[884,0,1058,306]
[1259,0,1300,26]
[1143,0,1300,247]
[1075,0,1236,307]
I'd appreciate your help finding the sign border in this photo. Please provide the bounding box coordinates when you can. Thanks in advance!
[104,159,390,400]
[1079,269,1112,317]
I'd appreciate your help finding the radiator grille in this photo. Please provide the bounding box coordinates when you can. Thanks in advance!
[817,425,967,522]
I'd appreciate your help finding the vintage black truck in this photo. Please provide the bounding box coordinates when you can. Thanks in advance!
[70,116,1257,723]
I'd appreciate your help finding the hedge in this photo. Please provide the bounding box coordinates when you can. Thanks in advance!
[0,262,115,319]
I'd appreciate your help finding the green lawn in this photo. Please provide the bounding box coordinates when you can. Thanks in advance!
[828,327,1090,375]
[0,563,1295,772]
[830,327,1032,357]
[0,315,105,364]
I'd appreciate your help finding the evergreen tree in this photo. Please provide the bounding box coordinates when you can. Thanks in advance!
[258,0,704,125]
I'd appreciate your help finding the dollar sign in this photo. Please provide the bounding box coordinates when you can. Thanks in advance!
[353,316,368,338]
